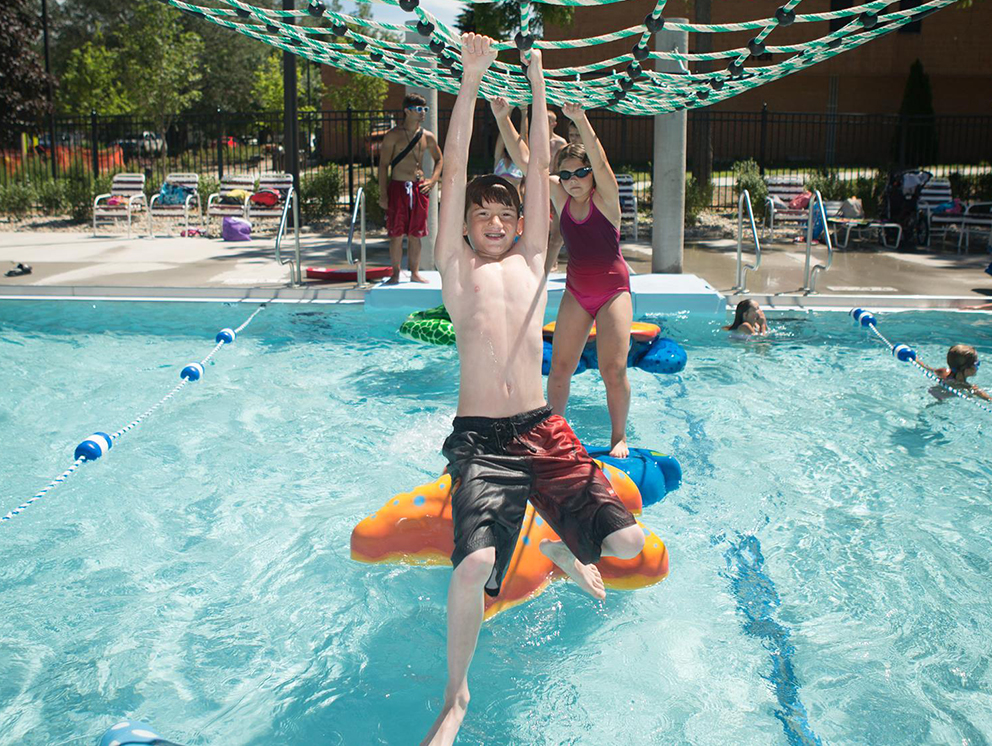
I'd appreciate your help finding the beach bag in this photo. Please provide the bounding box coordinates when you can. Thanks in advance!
[222,216,252,241]
[839,197,864,218]
[250,188,280,207]
[159,182,193,206]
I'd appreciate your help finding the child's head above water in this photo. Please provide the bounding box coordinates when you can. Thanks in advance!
[947,344,980,378]
[728,299,763,331]
[463,174,523,259]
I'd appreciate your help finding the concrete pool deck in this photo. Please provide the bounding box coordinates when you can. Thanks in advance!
[0,228,989,310]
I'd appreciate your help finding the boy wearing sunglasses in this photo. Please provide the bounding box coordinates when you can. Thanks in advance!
[378,93,443,284]
[422,34,645,746]
[918,344,991,401]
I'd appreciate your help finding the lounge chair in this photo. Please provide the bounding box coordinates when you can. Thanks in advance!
[763,175,807,234]
[247,172,295,229]
[148,172,201,236]
[616,173,639,240]
[93,173,146,238]
[206,175,255,230]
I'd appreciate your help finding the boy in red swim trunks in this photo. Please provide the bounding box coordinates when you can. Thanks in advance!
[378,92,443,284]
[421,35,646,746]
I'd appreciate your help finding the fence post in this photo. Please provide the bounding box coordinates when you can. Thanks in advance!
[758,103,768,176]
[91,110,99,180]
[216,108,224,180]
[347,105,355,213]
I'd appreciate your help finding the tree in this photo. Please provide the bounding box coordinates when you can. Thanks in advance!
[895,59,939,165]
[251,52,329,112]
[119,1,204,128]
[455,2,573,39]
[58,40,132,115]
[0,0,56,144]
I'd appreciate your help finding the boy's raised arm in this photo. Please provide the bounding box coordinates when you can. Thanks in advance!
[435,34,497,272]
[520,49,550,257]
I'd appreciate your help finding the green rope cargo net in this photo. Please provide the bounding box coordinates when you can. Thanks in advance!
[162,0,960,114]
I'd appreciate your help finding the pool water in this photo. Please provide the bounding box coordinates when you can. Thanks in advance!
[1,301,990,745]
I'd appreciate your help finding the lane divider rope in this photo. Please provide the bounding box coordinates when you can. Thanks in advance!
[1,305,266,524]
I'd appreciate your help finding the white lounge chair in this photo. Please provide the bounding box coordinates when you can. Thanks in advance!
[247,172,295,228]
[148,172,201,236]
[206,174,255,230]
[93,173,146,238]
[616,173,639,240]
[763,175,807,235]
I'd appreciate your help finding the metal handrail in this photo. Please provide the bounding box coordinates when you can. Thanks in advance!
[273,185,302,286]
[346,186,367,288]
[803,189,834,294]
[732,189,762,293]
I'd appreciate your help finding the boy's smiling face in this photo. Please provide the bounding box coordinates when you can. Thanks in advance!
[464,199,523,259]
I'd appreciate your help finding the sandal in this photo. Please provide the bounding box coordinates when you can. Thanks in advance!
[4,262,32,277]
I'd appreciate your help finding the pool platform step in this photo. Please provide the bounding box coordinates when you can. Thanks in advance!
[366,271,726,317]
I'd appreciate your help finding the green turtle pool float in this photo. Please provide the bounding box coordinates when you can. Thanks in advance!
[399,304,456,345]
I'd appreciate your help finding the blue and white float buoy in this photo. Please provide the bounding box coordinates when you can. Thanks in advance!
[892,344,917,362]
[98,720,181,746]
[180,363,204,381]
[215,328,236,344]
[74,432,113,461]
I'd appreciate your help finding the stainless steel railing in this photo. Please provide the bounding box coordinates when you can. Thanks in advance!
[274,186,302,286]
[346,186,368,288]
[732,189,762,293]
[803,189,834,294]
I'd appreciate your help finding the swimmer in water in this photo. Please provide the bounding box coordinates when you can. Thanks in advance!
[724,299,768,337]
[916,344,991,401]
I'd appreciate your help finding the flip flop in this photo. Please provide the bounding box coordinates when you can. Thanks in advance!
[4,263,32,277]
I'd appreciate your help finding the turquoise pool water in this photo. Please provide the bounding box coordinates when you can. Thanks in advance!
[1,301,990,745]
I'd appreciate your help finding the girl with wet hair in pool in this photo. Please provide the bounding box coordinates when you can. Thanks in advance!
[724,299,769,337]
[493,99,632,459]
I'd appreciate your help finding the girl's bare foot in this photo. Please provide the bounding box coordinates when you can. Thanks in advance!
[411,273,430,284]
[386,273,401,285]
[540,539,606,599]
[609,437,629,459]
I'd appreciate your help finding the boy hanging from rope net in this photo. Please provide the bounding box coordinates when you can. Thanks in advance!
[421,34,647,746]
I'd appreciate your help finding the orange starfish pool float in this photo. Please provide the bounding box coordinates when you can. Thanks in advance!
[351,460,669,618]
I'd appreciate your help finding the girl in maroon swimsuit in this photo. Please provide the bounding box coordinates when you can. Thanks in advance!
[492,100,632,458]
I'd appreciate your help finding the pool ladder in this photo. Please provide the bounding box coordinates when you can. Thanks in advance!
[346,186,369,288]
[802,190,834,294]
[274,186,303,286]
[732,189,762,293]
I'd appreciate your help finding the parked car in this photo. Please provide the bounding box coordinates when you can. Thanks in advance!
[115,131,167,159]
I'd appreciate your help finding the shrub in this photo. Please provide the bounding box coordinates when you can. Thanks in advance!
[300,165,343,223]
[65,166,114,223]
[37,179,68,214]
[732,159,767,219]
[805,169,847,201]
[684,174,712,226]
[948,169,992,203]
[362,176,385,227]
[199,176,220,203]
[852,171,888,218]
[0,183,36,218]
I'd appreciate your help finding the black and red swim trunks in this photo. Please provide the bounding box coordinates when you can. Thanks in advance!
[442,405,636,597]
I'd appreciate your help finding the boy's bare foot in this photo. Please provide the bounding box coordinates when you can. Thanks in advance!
[609,437,629,459]
[386,273,401,285]
[411,273,430,284]
[421,690,470,746]
[540,539,606,599]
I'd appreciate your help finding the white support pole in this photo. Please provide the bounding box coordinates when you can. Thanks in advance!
[405,24,438,270]
[652,19,688,274]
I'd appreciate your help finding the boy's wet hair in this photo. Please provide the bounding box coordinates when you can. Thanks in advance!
[728,299,760,331]
[403,92,427,109]
[555,143,591,172]
[465,175,521,218]
[947,344,978,372]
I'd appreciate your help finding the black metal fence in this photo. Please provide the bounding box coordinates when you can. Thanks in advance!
[3,107,990,210]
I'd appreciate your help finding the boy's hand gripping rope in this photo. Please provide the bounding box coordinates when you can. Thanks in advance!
[1,305,266,525]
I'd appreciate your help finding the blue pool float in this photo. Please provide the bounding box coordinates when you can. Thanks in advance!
[586,447,682,507]
[541,321,686,376]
